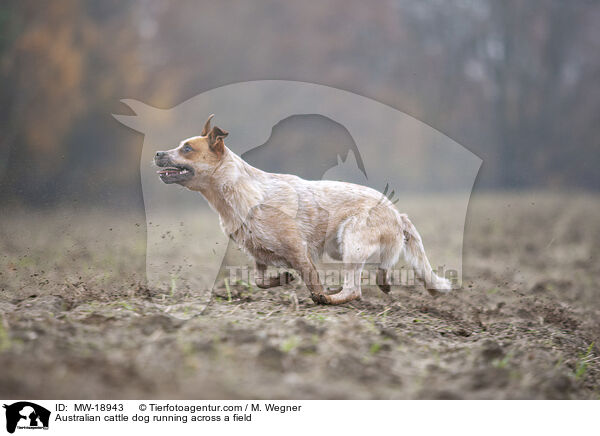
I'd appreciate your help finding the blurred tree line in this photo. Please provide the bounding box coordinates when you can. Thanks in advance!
[0,0,598,206]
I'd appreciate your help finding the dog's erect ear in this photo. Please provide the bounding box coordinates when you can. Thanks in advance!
[201,114,215,137]
[207,126,228,156]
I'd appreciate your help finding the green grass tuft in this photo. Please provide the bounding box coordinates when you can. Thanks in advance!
[0,317,11,352]
[575,342,595,381]
[280,336,300,353]
[224,278,232,303]
[370,342,382,355]
[492,353,512,369]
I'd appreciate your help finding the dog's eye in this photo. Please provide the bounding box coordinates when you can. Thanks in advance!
[182,144,193,153]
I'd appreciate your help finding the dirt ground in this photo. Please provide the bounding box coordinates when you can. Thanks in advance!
[1,192,599,399]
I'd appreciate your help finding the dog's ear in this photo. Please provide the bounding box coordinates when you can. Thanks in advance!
[208,126,228,156]
[201,114,215,137]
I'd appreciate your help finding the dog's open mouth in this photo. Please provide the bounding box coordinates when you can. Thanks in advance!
[156,165,194,184]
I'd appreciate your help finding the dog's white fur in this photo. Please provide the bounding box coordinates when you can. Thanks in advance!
[155,115,451,305]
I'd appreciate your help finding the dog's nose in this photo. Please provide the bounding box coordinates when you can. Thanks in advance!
[155,151,166,158]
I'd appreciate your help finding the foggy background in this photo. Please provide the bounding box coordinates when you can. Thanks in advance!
[1,0,599,208]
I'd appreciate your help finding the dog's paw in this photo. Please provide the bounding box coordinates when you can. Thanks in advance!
[427,277,452,297]
[281,271,295,285]
[310,293,331,305]
[325,286,343,295]
[426,287,451,297]
[378,284,391,294]
[426,288,442,298]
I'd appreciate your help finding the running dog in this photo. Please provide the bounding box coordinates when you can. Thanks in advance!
[154,114,451,305]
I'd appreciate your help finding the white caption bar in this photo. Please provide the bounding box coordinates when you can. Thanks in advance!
[0,400,596,436]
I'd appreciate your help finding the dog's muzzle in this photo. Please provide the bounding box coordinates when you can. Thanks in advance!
[155,151,194,184]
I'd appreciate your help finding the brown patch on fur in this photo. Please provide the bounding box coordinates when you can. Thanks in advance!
[183,136,222,166]
[207,126,228,157]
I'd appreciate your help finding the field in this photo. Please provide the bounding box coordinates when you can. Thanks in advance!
[1,193,599,399]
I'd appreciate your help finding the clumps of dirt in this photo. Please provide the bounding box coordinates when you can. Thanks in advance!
[294,318,324,336]
[133,314,184,335]
[257,346,286,372]
[479,339,504,362]
[540,305,580,331]
[212,280,255,303]
[533,371,575,399]
[530,279,573,295]
[80,313,117,325]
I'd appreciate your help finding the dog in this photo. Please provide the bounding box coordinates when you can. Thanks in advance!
[154,114,451,305]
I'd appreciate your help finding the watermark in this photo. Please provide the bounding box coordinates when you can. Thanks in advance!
[3,402,51,434]
[225,265,458,288]
[114,81,481,298]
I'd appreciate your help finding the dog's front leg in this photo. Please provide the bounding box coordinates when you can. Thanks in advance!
[288,255,331,305]
[376,268,391,294]
[254,262,294,289]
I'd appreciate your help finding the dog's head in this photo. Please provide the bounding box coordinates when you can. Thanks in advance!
[154,114,228,187]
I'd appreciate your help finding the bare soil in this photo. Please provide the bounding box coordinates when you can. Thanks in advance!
[1,193,599,399]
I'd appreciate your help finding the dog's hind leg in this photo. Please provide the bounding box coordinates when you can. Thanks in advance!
[326,261,364,304]
[376,236,402,294]
[254,262,294,289]
[326,217,378,305]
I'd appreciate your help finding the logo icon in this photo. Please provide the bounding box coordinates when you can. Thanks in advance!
[3,402,50,434]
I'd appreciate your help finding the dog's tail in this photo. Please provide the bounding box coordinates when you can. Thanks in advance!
[399,214,452,292]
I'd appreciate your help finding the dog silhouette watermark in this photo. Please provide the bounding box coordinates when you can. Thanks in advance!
[114,81,481,303]
[3,402,50,434]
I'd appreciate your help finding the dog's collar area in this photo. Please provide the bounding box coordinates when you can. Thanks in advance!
[209,149,229,177]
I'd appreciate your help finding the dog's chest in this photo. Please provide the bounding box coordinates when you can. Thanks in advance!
[227,218,290,268]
